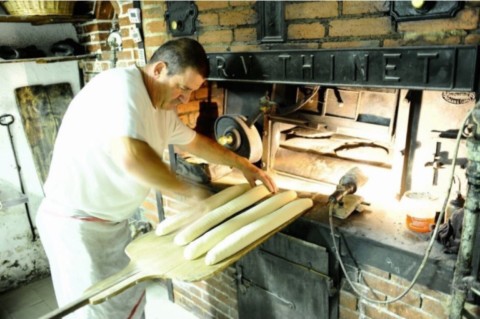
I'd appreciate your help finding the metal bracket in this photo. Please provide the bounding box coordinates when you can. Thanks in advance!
[390,1,463,22]
[165,1,198,36]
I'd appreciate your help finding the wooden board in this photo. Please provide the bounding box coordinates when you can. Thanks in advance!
[39,212,306,319]
[15,83,73,184]
[89,217,299,303]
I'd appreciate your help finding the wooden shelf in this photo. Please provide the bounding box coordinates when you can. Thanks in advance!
[0,14,93,25]
[0,53,99,64]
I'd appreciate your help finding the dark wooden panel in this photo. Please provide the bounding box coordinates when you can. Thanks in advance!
[15,83,73,184]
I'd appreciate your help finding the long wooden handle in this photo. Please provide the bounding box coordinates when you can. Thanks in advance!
[37,291,95,319]
[38,264,139,319]
[89,271,145,305]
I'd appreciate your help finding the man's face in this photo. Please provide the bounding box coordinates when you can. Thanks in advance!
[152,64,205,110]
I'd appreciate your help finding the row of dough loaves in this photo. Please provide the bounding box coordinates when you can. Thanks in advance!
[155,184,313,265]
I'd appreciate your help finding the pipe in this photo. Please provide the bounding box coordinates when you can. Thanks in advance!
[449,103,480,318]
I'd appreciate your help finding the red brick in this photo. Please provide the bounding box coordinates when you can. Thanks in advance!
[83,62,94,72]
[230,1,255,7]
[360,301,404,319]
[340,290,358,310]
[387,301,436,319]
[398,8,479,33]
[199,29,233,44]
[322,40,380,49]
[142,3,165,20]
[122,39,136,50]
[360,264,391,279]
[145,20,167,34]
[118,16,131,27]
[286,1,338,20]
[196,1,229,10]
[219,8,257,26]
[466,34,480,44]
[351,282,387,301]
[198,12,219,27]
[421,295,449,318]
[204,294,231,317]
[361,272,421,307]
[99,51,112,61]
[84,32,109,43]
[339,306,359,319]
[343,1,390,15]
[288,22,326,40]
[234,28,256,42]
[141,200,157,214]
[86,43,102,53]
[120,2,133,13]
[391,274,450,304]
[204,44,230,53]
[117,49,133,61]
[402,34,462,46]
[145,34,168,48]
[230,44,261,52]
[329,17,392,37]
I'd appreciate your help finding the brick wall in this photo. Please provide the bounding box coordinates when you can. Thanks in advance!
[71,1,480,318]
[340,264,454,319]
[173,268,238,319]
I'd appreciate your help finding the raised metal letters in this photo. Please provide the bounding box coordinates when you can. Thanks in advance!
[207,46,479,93]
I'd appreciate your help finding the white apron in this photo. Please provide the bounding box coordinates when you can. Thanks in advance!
[36,199,146,319]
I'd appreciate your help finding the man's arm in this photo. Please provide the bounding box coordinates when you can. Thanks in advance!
[109,136,207,199]
[178,133,278,193]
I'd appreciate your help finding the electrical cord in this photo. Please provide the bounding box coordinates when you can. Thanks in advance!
[328,104,476,304]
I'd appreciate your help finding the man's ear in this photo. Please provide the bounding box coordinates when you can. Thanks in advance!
[153,61,167,77]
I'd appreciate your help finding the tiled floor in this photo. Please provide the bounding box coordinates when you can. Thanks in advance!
[0,277,197,319]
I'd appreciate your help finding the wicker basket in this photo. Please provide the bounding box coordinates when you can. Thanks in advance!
[2,1,75,16]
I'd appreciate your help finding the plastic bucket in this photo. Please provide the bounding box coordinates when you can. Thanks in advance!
[401,191,437,233]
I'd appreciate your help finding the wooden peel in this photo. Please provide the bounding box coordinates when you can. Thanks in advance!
[39,212,307,319]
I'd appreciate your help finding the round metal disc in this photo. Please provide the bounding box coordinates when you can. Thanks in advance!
[214,115,263,163]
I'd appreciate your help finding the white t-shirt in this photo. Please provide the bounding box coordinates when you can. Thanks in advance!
[44,65,196,221]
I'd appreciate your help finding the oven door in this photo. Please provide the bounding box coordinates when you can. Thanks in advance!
[236,232,337,319]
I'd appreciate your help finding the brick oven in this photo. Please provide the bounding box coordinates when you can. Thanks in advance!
[72,1,480,318]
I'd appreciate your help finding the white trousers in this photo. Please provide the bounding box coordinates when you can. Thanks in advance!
[36,199,146,319]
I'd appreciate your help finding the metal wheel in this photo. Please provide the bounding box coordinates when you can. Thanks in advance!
[214,115,263,163]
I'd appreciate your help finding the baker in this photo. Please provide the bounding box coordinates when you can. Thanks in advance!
[36,38,277,319]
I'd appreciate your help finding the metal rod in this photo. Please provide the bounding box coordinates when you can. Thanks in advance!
[0,114,36,241]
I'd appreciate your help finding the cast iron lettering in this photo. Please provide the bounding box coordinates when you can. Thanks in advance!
[301,54,314,80]
[418,52,438,84]
[383,53,400,82]
[279,54,290,80]
[353,54,368,82]
[207,45,479,93]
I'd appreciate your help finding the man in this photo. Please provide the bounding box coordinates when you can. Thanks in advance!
[36,38,277,318]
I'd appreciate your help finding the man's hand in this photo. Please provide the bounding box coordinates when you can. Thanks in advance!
[179,133,279,193]
[237,159,278,193]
